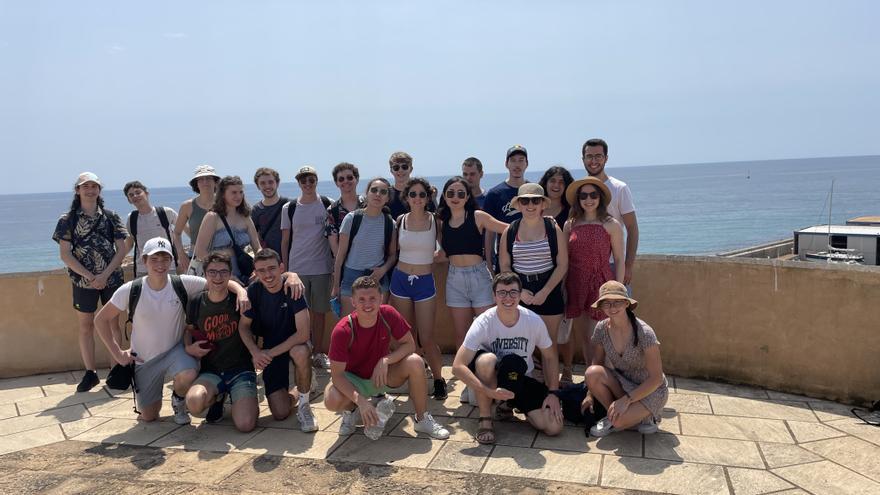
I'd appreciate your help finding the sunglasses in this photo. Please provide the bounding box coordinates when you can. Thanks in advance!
[298,176,317,184]
[391,164,410,172]
[579,191,601,200]
[445,190,467,199]
[336,175,356,183]
[407,191,427,199]
[517,197,544,206]
[369,186,389,196]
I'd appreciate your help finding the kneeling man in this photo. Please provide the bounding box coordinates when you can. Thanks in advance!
[453,272,563,444]
[323,276,449,440]
[184,252,259,431]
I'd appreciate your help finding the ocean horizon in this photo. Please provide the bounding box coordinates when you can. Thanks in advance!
[3,155,878,275]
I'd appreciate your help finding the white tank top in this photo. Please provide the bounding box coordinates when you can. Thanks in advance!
[398,213,436,265]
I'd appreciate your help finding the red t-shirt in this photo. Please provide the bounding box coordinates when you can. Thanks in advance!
[328,305,411,379]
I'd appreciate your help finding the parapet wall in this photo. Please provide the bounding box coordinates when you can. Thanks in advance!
[2,256,878,404]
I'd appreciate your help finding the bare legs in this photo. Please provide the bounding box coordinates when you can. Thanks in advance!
[76,310,123,369]
[186,380,258,432]
[450,305,491,348]
[584,365,651,429]
[392,295,443,380]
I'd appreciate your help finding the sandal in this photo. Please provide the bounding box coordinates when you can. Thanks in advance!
[476,416,495,445]
[560,366,574,386]
[494,401,515,422]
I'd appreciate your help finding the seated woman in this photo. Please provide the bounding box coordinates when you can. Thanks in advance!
[583,281,668,436]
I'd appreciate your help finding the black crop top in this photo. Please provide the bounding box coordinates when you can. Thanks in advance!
[441,211,483,256]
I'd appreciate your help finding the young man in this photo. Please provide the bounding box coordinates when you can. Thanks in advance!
[184,252,259,432]
[582,138,639,285]
[281,165,333,369]
[123,181,182,277]
[251,167,289,256]
[53,172,127,392]
[325,162,366,257]
[238,249,317,432]
[94,237,249,424]
[483,145,529,270]
[461,157,487,208]
[452,272,563,444]
[323,276,449,440]
[386,151,435,219]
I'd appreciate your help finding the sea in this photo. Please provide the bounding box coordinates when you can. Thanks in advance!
[2,155,878,275]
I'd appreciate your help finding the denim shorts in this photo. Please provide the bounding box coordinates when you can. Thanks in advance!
[195,369,257,403]
[389,268,436,302]
[340,266,390,297]
[446,262,494,308]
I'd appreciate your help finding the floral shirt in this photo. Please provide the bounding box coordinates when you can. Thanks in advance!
[324,195,366,238]
[52,207,128,288]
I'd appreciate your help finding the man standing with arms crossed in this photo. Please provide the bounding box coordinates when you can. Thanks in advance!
[582,138,639,285]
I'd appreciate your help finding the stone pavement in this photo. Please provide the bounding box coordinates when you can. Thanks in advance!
[1,361,878,495]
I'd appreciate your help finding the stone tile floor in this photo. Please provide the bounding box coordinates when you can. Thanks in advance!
[1,361,878,495]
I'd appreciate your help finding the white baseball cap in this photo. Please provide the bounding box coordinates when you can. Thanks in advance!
[142,237,174,256]
[75,171,102,188]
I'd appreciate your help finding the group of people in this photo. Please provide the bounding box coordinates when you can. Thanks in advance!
[53,138,667,444]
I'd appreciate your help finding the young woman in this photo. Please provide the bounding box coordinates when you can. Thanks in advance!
[175,165,220,274]
[583,281,668,436]
[390,178,446,399]
[193,175,261,284]
[499,184,568,363]
[331,177,398,316]
[563,177,625,365]
[437,176,508,348]
[538,166,576,383]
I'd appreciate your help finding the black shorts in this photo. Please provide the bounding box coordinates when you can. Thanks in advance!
[72,284,119,313]
[262,354,290,396]
[467,349,490,374]
[468,351,549,414]
[518,271,564,316]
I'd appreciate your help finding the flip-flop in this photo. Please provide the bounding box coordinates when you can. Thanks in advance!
[476,416,495,445]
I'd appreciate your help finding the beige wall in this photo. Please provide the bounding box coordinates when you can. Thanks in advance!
[3,257,878,405]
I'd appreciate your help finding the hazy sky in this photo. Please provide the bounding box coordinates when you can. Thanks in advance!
[1,1,878,194]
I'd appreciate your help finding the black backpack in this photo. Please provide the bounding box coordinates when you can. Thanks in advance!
[286,196,332,252]
[504,217,559,268]
[126,274,189,329]
[130,207,177,276]
[343,208,394,269]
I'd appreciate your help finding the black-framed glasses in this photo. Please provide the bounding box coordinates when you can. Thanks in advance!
[298,176,317,184]
[445,190,467,199]
[578,191,601,200]
[517,197,543,206]
[369,186,389,196]
[494,289,521,298]
[205,269,231,278]
[391,164,410,172]
[336,175,356,183]
[584,154,606,161]
[407,191,427,199]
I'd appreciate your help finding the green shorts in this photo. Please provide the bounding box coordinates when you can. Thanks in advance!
[344,371,390,398]
[301,273,331,313]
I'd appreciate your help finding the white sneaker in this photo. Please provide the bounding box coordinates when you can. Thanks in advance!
[339,408,360,435]
[310,366,319,394]
[413,413,449,439]
[638,416,659,434]
[313,353,331,370]
[297,402,318,433]
[589,417,618,437]
[171,394,191,425]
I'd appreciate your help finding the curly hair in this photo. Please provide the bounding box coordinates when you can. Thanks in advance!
[402,177,433,212]
[539,166,574,208]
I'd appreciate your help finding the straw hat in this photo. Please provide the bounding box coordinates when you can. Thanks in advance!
[509,183,549,211]
[565,177,611,208]
[591,280,638,310]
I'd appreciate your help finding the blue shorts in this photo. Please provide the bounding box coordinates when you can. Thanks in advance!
[389,268,436,302]
[445,262,494,308]
[195,369,257,403]
[340,266,390,297]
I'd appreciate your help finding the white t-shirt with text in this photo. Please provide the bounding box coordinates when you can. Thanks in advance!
[462,306,552,377]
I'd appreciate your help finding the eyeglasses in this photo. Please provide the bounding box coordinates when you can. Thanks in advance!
[205,269,231,278]
[584,154,606,162]
[298,176,317,184]
[445,190,467,199]
[599,300,628,309]
[336,175,356,183]
[407,191,427,199]
[578,191,601,200]
[495,289,521,298]
[391,164,410,172]
[517,197,543,206]
[369,186,389,196]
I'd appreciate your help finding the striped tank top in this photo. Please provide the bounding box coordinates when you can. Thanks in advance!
[512,235,554,275]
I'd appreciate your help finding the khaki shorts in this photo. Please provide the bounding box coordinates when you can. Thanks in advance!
[301,273,331,313]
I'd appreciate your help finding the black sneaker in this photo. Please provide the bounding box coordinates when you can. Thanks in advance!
[432,379,448,400]
[205,394,226,423]
[76,370,100,393]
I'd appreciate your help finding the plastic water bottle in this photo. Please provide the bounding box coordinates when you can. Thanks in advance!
[364,395,396,440]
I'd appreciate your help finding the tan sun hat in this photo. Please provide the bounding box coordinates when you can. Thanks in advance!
[565,177,611,208]
[509,183,549,211]
[591,280,638,310]
[189,164,220,188]
[74,171,102,189]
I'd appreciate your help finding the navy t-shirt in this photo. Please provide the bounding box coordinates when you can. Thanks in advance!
[483,182,522,223]
[244,278,309,348]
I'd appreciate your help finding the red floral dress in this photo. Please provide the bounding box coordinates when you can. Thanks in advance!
[565,223,614,320]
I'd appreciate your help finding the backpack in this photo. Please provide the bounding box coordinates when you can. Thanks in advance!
[126,274,189,329]
[286,196,332,253]
[504,217,559,268]
[343,208,394,269]
[130,206,177,276]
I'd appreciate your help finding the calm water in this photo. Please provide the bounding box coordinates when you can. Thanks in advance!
[3,155,878,274]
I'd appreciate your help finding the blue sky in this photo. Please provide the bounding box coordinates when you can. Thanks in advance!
[1,1,878,194]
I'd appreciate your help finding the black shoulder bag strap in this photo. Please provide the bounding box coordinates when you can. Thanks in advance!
[130,211,140,277]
